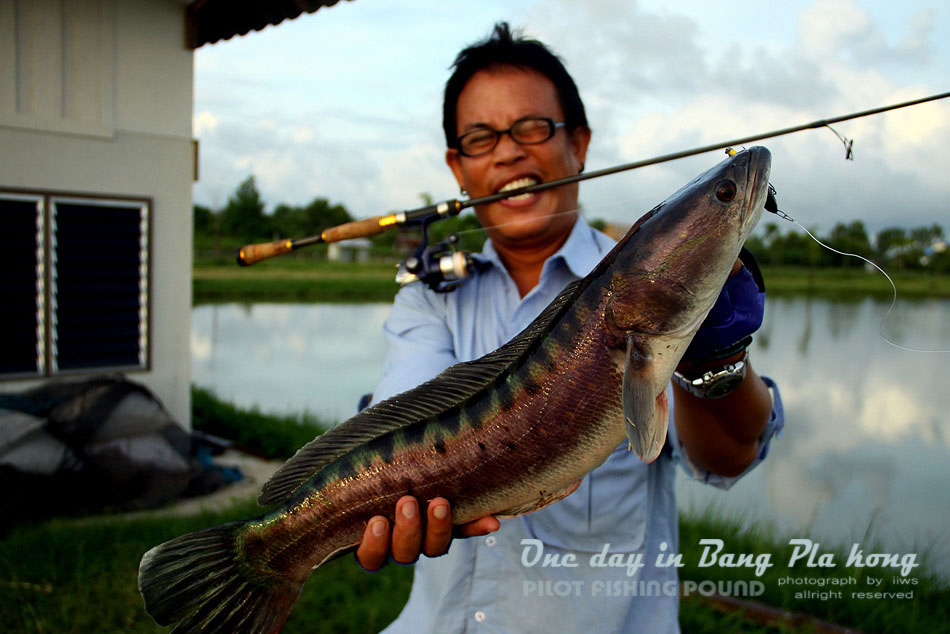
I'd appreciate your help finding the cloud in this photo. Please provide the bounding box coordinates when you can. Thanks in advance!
[192,0,949,235]
[530,0,707,103]
[525,0,950,233]
[798,0,935,67]
[193,110,219,135]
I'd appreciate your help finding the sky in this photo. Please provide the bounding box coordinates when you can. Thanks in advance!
[192,0,950,237]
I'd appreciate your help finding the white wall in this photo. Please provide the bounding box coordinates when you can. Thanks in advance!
[0,0,195,425]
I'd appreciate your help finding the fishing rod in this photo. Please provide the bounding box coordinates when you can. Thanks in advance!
[236,90,950,286]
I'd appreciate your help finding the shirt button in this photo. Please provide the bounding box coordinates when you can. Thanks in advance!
[485,535,497,547]
[474,610,486,623]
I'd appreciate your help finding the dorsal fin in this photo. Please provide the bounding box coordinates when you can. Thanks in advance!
[258,278,585,507]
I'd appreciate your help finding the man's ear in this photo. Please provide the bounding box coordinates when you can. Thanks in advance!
[445,148,466,191]
[570,126,591,172]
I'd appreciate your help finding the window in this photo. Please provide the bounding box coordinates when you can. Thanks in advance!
[0,190,150,378]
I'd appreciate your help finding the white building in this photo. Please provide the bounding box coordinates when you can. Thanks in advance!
[0,0,345,426]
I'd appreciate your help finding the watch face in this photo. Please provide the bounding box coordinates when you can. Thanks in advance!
[705,374,744,399]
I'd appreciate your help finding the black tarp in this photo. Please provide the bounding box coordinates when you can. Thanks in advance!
[0,375,240,529]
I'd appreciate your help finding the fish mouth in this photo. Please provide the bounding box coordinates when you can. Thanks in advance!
[740,147,771,228]
[497,176,540,202]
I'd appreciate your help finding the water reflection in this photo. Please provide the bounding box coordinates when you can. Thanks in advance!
[679,296,950,579]
[191,303,390,422]
[191,298,950,578]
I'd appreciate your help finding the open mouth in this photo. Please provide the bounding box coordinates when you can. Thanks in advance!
[498,177,540,202]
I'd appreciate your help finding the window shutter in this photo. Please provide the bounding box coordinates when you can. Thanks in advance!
[51,199,149,372]
[0,195,45,376]
[0,191,149,378]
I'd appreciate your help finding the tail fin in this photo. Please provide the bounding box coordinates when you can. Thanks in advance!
[138,522,302,634]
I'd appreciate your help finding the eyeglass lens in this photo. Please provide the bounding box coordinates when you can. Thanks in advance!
[459,118,558,156]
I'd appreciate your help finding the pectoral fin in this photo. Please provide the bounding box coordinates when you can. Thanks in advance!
[623,334,670,463]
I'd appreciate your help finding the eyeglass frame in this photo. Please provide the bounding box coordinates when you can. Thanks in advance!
[453,117,567,157]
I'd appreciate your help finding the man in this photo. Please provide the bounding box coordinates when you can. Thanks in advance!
[356,23,783,633]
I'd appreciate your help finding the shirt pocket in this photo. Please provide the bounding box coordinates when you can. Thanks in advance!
[522,442,650,553]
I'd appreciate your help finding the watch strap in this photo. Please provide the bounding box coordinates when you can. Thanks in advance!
[673,350,749,399]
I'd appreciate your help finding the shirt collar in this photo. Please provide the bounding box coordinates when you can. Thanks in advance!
[550,215,610,279]
[476,216,606,275]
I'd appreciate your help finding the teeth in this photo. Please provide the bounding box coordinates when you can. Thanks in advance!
[499,177,539,201]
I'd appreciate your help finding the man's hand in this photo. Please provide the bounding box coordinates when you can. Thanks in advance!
[680,250,765,363]
[355,496,500,571]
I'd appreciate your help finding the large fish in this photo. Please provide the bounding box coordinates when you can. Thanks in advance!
[138,147,771,633]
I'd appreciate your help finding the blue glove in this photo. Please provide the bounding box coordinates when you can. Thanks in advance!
[682,247,765,361]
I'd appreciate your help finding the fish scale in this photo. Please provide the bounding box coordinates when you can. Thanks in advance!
[242,288,621,584]
[138,146,771,634]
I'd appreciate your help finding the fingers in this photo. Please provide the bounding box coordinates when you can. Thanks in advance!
[391,497,423,564]
[355,515,390,572]
[455,515,501,538]
[729,257,743,276]
[356,496,501,572]
[422,498,453,557]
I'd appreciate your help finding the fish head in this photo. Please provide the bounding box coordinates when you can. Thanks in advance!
[603,146,771,461]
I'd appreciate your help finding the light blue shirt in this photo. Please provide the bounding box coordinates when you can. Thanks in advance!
[373,218,784,634]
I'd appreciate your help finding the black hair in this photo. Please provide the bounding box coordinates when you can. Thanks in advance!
[442,22,588,149]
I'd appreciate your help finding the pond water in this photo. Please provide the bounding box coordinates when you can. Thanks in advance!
[191,297,950,578]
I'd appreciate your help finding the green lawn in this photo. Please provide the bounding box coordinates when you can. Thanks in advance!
[194,255,950,304]
[3,499,944,633]
[1,388,945,633]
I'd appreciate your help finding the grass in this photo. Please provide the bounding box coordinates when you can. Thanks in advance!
[0,500,413,634]
[3,498,943,633]
[761,266,950,300]
[193,256,400,304]
[190,385,332,459]
[0,388,408,634]
[677,511,950,633]
[2,388,945,633]
[193,254,950,304]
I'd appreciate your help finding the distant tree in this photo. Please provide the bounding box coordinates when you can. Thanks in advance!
[271,198,353,239]
[271,203,300,238]
[874,227,912,269]
[875,227,908,255]
[193,204,215,235]
[824,221,872,268]
[747,221,948,271]
[909,223,944,247]
[220,176,269,241]
[752,222,823,267]
[778,229,824,267]
[898,224,947,271]
[753,223,783,265]
[428,212,486,253]
[303,198,352,235]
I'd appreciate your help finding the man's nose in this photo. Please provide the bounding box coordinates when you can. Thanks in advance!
[493,131,527,163]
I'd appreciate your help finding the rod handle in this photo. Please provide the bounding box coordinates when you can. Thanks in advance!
[236,239,294,266]
[320,215,391,242]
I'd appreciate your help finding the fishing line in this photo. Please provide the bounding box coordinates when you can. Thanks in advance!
[824,124,854,160]
[768,200,948,353]
[437,184,948,353]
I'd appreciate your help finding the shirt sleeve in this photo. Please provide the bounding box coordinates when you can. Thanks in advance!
[370,283,460,405]
[667,375,785,490]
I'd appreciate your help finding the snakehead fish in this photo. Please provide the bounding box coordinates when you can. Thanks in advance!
[138,146,771,633]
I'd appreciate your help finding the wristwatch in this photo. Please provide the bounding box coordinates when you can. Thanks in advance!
[672,350,748,399]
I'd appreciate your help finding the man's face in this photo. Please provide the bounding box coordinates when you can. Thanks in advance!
[446,66,591,251]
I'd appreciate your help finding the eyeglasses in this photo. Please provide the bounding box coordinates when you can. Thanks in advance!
[455,117,567,157]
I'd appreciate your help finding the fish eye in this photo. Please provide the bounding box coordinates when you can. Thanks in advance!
[715,181,737,202]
